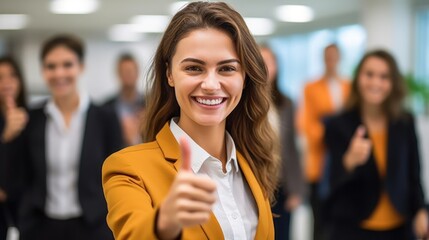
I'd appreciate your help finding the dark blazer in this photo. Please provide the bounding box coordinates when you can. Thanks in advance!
[102,96,118,112]
[0,116,6,190]
[323,109,425,225]
[15,103,123,234]
[278,97,306,198]
[1,115,26,201]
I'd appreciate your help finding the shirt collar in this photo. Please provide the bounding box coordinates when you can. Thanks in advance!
[169,117,238,173]
[45,92,90,118]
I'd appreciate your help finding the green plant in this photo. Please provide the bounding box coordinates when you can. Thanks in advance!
[404,74,429,114]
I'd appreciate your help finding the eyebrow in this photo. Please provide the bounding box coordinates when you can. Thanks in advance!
[180,58,240,65]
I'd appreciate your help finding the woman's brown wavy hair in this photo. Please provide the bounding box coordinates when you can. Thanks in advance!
[142,1,279,202]
[346,49,407,120]
[0,56,28,109]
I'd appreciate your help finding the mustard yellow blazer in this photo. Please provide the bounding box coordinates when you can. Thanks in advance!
[102,122,274,240]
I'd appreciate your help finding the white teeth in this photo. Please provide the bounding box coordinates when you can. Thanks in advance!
[196,97,223,106]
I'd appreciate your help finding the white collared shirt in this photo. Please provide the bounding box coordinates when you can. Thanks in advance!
[44,93,90,219]
[170,118,258,240]
[328,77,343,111]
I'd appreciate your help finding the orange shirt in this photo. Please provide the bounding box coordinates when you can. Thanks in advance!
[361,129,404,230]
[297,78,350,182]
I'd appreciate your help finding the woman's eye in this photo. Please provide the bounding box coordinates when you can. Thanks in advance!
[185,66,202,72]
[64,61,74,68]
[365,71,373,78]
[380,74,390,80]
[45,63,56,70]
[219,66,236,72]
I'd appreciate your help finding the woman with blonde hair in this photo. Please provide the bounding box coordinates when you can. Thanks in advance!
[102,1,279,239]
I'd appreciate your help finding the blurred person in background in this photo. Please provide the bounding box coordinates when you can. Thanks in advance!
[260,45,307,240]
[324,50,429,240]
[103,53,145,146]
[12,34,123,240]
[297,43,350,240]
[0,56,28,240]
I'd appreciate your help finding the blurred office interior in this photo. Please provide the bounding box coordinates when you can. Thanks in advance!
[1,0,428,239]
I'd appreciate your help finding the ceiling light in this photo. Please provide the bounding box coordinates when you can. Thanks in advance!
[275,5,314,22]
[170,1,190,15]
[0,14,28,30]
[108,24,144,42]
[244,18,275,36]
[130,15,171,33]
[50,0,99,14]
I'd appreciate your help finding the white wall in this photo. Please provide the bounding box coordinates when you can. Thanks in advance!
[360,0,413,72]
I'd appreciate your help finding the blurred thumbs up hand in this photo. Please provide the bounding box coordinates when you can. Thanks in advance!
[414,209,429,240]
[1,96,28,143]
[343,125,372,172]
[156,137,217,240]
[0,188,7,202]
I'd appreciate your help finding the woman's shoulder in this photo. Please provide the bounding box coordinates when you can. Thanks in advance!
[390,111,416,131]
[104,141,167,170]
[324,109,359,128]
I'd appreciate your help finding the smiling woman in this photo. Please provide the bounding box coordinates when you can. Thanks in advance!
[102,1,279,240]
[167,28,245,132]
[7,34,124,240]
[323,50,429,240]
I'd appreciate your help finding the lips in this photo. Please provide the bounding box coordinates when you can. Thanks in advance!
[194,97,225,106]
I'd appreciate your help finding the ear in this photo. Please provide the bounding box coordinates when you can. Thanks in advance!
[166,63,174,87]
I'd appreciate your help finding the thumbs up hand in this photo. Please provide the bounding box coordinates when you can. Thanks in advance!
[343,125,372,172]
[1,96,28,143]
[156,137,217,239]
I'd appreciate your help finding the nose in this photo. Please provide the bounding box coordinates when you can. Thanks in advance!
[52,66,66,77]
[201,71,221,92]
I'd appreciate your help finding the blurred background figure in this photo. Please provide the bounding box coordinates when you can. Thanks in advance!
[260,45,307,240]
[324,50,429,240]
[0,56,28,240]
[103,53,145,146]
[11,35,123,240]
[297,43,350,240]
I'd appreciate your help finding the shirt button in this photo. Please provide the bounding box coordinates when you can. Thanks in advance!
[231,212,238,220]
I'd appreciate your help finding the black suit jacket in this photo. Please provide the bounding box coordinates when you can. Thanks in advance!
[15,103,123,233]
[0,116,6,190]
[1,115,25,203]
[323,109,425,225]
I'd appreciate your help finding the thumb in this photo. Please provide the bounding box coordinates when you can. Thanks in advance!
[5,96,16,110]
[354,125,366,139]
[179,137,192,172]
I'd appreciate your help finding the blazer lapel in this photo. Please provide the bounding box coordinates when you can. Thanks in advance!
[386,120,402,183]
[237,152,269,240]
[31,110,47,185]
[156,123,224,239]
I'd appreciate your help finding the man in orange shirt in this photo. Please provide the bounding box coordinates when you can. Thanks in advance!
[298,44,350,240]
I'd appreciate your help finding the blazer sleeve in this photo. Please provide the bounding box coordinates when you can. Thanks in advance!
[324,117,371,194]
[102,107,125,155]
[280,103,307,198]
[408,115,426,215]
[0,118,7,189]
[301,85,324,147]
[1,114,31,201]
[102,153,161,240]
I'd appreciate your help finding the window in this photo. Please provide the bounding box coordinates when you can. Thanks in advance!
[415,7,429,83]
[267,24,366,102]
